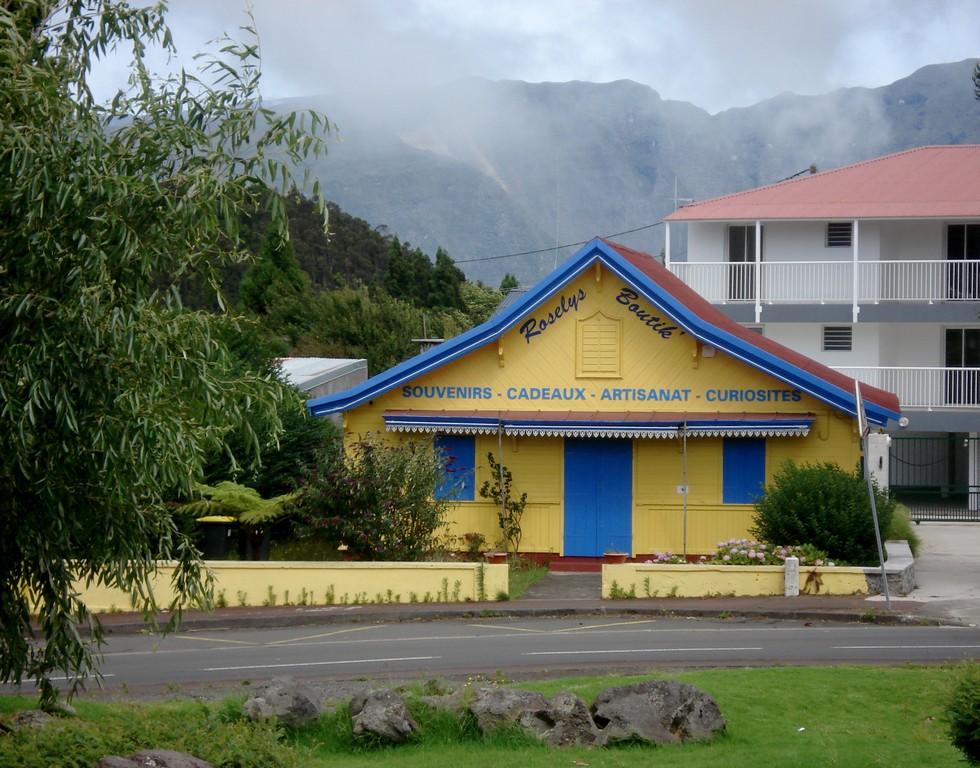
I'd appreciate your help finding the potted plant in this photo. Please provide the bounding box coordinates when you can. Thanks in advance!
[603,550,629,564]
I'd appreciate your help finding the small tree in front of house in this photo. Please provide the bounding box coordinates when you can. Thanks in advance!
[479,452,527,554]
[296,434,451,560]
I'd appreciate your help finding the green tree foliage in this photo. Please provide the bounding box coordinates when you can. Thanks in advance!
[298,286,470,374]
[203,388,339,499]
[499,272,519,291]
[296,434,451,560]
[751,460,896,566]
[946,660,980,765]
[460,281,507,325]
[430,246,466,311]
[974,61,980,101]
[0,0,331,705]
[239,224,312,346]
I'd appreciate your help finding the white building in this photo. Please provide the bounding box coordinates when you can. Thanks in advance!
[664,145,980,518]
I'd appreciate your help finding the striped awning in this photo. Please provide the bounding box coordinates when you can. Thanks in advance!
[382,410,815,439]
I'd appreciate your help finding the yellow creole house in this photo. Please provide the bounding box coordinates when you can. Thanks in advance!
[307,238,901,562]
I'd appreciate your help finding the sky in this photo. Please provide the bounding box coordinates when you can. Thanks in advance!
[95,0,980,115]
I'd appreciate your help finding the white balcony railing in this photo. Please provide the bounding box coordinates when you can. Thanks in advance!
[669,260,980,306]
[832,367,980,410]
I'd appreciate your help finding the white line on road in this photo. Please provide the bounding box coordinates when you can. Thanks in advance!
[834,645,980,650]
[204,656,440,672]
[523,647,763,656]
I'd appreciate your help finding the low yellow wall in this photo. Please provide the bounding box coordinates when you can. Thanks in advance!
[78,561,509,613]
[602,563,869,598]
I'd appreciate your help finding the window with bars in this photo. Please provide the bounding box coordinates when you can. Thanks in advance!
[826,222,852,247]
[822,326,852,351]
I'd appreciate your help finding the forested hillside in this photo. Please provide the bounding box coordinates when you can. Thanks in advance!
[204,191,511,377]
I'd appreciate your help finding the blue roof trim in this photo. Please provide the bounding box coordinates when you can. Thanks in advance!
[307,238,899,426]
[307,238,609,417]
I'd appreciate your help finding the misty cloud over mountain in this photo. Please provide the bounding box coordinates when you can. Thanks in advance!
[278,59,980,285]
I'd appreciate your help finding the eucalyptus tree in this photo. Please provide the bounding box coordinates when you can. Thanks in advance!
[0,0,331,706]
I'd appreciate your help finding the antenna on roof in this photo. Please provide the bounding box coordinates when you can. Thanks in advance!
[673,177,694,210]
[778,164,819,182]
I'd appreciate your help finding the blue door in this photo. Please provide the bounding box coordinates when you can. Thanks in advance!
[563,439,633,556]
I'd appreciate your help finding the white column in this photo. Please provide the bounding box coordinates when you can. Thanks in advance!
[852,219,861,323]
[784,556,800,596]
[755,220,762,323]
[867,432,891,491]
[970,432,979,511]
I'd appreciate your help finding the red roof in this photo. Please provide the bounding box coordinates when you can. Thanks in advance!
[665,145,980,222]
[603,239,901,419]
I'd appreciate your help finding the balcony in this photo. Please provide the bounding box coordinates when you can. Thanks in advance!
[832,366,980,411]
[669,259,980,309]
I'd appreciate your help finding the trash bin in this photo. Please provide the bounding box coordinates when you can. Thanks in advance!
[196,515,236,560]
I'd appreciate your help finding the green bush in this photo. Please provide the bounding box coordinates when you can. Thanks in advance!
[295,433,451,561]
[886,503,922,556]
[751,460,896,566]
[945,661,980,764]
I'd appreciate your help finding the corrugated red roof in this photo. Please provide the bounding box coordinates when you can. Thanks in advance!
[603,239,901,418]
[665,145,980,222]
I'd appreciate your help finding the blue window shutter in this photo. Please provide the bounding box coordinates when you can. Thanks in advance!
[723,438,766,504]
[434,435,475,501]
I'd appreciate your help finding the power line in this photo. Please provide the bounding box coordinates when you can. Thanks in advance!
[454,220,664,264]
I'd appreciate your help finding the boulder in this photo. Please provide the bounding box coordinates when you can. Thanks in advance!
[349,689,419,743]
[467,687,550,735]
[93,749,212,767]
[591,680,726,746]
[242,678,322,728]
[517,690,600,748]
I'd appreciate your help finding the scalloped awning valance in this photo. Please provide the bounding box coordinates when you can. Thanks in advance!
[382,410,815,439]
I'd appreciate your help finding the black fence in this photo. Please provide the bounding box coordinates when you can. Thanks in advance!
[890,436,980,522]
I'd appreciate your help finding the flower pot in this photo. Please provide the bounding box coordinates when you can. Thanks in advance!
[485,552,508,564]
[604,552,629,564]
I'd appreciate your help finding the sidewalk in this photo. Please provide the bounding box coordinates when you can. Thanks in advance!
[91,579,944,637]
[92,522,979,635]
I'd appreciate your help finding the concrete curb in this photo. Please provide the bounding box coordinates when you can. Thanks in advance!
[93,594,948,636]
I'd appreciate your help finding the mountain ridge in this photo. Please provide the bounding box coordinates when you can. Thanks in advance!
[277,58,980,284]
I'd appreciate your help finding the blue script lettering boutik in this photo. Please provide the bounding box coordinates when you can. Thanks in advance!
[520,289,587,342]
[615,287,681,339]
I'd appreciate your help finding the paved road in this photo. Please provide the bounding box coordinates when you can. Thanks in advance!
[19,615,980,697]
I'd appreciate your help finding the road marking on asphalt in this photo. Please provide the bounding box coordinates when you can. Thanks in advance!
[834,645,980,650]
[265,625,379,646]
[468,619,661,634]
[203,656,439,672]
[522,647,763,657]
[171,635,259,646]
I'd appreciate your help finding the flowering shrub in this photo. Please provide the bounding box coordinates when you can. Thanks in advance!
[644,551,687,564]
[295,433,451,560]
[751,459,895,566]
[709,538,834,567]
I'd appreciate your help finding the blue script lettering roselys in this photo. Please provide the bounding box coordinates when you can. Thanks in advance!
[615,287,682,339]
[519,288,587,342]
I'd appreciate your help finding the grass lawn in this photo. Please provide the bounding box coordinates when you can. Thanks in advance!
[0,665,965,767]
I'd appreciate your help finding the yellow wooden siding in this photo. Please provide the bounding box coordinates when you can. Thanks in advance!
[330,266,871,558]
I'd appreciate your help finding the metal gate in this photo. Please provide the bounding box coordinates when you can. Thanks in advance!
[890,436,980,522]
